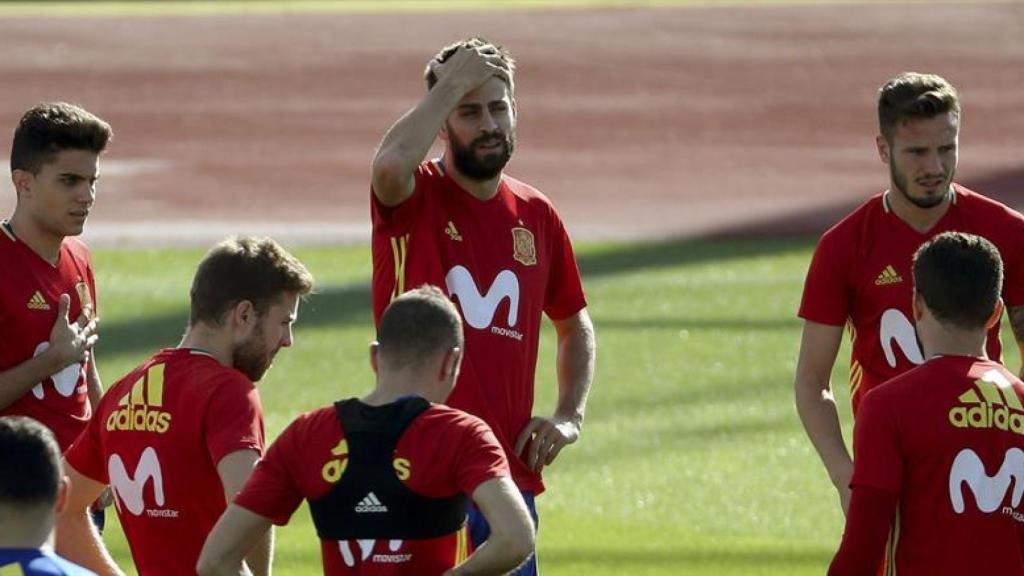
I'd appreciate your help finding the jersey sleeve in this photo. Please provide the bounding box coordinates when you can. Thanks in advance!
[996,209,1024,308]
[799,228,852,326]
[370,165,430,236]
[452,415,511,496]
[543,208,587,322]
[233,418,307,526]
[64,408,108,483]
[204,375,265,465]
[849,387,903,494]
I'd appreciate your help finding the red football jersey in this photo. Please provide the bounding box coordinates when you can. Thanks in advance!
[850,355,1024,575]
[799,186,1024,413]
[0,222,97,450]
[65,348,264,576]
[371,160,587,493]
[234,401,510,575]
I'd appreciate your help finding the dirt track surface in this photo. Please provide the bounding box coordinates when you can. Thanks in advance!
[0,3,1021,246]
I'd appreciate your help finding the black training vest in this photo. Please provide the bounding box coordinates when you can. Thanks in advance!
[308,397,468,540]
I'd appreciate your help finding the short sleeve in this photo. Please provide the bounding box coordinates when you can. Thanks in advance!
[543,209,587,322]
[233,420,306,526]
[452,417,511,496]
[65,411,108,483]
[850,388,903,494]
[798,230,852,326]
[371,165,432,236]
[204,376,265,465]
[995,209,1024,308]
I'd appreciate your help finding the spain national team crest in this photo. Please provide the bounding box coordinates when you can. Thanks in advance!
[512,227,537,266]
[75,281,94,320]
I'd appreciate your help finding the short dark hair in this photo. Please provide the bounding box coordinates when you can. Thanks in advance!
[424,36,515,91]
[913,232,1003,330]
[378,285,463,368]
[11,102,112,174]
[878,72,960,142]
[190,236,315,326]
[0,417,62,507]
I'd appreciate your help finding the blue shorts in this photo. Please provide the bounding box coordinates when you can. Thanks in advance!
[467,491,538,576]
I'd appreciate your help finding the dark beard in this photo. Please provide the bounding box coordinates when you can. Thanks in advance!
[449,128,515,182]
[891,161,949,209]
[233,327,271,382]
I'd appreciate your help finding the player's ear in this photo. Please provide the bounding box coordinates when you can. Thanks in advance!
[229,300,258,334]
[985,298,1005,331]
[11,169,33,199]
[55,475,69,514]
[369,342,380,374]
[440,347,461,381]
[876,134,891,165]
[912,290,926,322]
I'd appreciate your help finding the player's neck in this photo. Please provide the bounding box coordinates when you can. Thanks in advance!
[6,211,63,265]
[367,372,443,405]
[921,331,988,361]
[178,327,234,369]
[887,186,952,234]
[0,506,51,549]
[441,154,502,201]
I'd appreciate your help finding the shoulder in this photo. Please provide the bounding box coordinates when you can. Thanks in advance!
[955,184,1024,226]
[416,404,495,437]
[61,236,92,261]
[414,159,448,187]
[816,193,886,251]
[283,405,340,439]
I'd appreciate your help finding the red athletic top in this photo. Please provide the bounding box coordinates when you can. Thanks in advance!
[234,401,510,575]
[65,348,265,576]
[799,186,1024,413]
[831,356,1024,575]
[371,160,587,493]
[0,222,97,450]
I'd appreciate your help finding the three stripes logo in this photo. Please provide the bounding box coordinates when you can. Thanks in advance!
[355,492,388,514]
[949,369,1024,436]
[26,291,50,310]
[106,363,173,434]
[445,221,462,242]
[874,265,903,286]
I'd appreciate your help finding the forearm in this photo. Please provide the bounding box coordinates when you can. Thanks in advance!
[372,81,466,196]
[0,352,65,410]
[56,508,124,576]
[795,374,852,486]
[448,532,532,576]
[554,312,596,424]
[243,525,273,576]
[1007,305,1024,378]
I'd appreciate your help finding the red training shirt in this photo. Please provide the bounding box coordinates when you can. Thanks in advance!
[371,160,587,493]
[0,222,97,450]
[832,356,1024,575]
[65,348,265,576]
[234,401,510,575]
[799,185,1024,413]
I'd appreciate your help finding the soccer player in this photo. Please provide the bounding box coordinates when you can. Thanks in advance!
[795,72,1024,513]
[370,37,596,574]
[0,416,95,576]
[828,232,1024,575]
[198,286,535,576]
[55,236,314,576]
[0,102,111,452]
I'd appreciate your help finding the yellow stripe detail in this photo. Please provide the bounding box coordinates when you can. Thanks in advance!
[455,524,468,564]
[147,363,165,407]
[389,235,409,302]
[849,362,863,396]
[130,376,146,406]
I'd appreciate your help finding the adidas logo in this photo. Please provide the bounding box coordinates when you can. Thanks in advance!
[874,265,903,286]
[445,221,462,242]
[27,291,50,310]
[106,363,172,434]
[949,369,1024,436]
[355,492,388,514]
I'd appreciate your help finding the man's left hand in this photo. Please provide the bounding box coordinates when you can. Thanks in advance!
[514,416,581,473]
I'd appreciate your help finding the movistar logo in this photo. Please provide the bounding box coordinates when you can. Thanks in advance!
[109,446,165,516]
[949,447,1024,520]
[445,265,522,340]
[949,370,1024,436]
[106,363,172,434]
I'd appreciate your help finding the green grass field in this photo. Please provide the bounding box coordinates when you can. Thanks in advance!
[87,236,1016,575]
